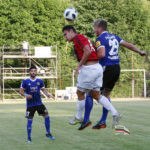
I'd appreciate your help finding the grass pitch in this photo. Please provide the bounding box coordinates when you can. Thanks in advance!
[0,100,150,150]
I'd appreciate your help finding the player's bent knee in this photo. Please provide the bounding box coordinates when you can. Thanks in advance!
[43,114,49,118]
[93,95,100,101]
[103,89,111,98]
[40,111,49,117]
[78,95,85,100]
[77,90,85,100]
[89,91,100,100]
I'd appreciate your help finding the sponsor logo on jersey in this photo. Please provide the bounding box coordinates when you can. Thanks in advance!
[37,82,40,85]
[96,41,101,48]
[30,86,38,92]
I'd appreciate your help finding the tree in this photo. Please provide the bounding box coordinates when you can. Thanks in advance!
[0,0,149,96]
[72,0,150,96]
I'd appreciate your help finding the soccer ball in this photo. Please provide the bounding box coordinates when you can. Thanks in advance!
[64,8,78,21]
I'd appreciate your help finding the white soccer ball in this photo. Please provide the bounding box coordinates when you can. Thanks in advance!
[64,8,78,21]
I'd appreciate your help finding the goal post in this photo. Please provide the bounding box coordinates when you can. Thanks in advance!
[72,69,147,98]
[121,69,146,98]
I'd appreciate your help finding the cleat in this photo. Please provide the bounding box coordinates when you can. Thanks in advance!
[46,133,56,140]
[112,113,122,128]
[26,138,32,143]
[69,116,82,125]
[78,120,92,130]
[92,122,107,129]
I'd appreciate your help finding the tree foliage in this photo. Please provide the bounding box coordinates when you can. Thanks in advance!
[72,0,150,96]
[0,0,150,96]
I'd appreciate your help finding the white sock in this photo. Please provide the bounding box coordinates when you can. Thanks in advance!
[75,99,85,120]
[98,95,118,116]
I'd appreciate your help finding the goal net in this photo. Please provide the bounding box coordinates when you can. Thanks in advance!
[72,69,146,98]
[111,69,146,98]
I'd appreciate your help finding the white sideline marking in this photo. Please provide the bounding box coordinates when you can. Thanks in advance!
[0,98,150,104]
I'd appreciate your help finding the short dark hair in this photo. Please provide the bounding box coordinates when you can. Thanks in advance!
[29,66,37,71]
[62,25,77,33]
[94,19,107,30]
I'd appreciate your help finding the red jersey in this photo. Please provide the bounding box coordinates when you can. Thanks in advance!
[73,34,98,62]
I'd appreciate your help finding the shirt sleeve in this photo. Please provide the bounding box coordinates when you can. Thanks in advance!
[95,37,105,50]
[40,80,45,89]
[116,35,123,44]
[20,80,26,89]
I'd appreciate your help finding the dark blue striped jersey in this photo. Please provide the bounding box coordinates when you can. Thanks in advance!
[95,31,123,66]
[21,78,44,107]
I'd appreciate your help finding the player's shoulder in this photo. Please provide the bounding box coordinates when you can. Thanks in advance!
[22,78,30,82]
[96,35,102,41]
[36,78,43,83]
[77,34,88,40]
[95,34,104,47]
[100,32,121,40]
[110,33,119,38]
[77,33,85,38]
[111,33,123,43]
[96,32,107,41]
[21,78,30,87]
[107,32,122,39]
[74,34,89,48]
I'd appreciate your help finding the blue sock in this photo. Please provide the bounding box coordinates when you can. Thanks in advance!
[27,119,33,139]
[45,116,50,134]
[99,98,111,123]
[83,94,93,123]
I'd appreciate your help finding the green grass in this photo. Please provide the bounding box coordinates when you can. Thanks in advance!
[0,101,150,150]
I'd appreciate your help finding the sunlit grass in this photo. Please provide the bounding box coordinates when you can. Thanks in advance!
[0,101,150,150]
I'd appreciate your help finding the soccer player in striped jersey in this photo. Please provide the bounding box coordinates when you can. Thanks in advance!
[20,66,55,142]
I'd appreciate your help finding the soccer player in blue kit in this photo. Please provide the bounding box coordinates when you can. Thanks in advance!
[82,18,147,130]
[19,66,55,142]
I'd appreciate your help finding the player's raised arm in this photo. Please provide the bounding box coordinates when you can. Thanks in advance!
[120,41,147,56]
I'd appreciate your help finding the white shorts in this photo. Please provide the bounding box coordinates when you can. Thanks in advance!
[77,63,103,92]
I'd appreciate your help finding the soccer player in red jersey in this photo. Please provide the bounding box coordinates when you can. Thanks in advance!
[62,25,121,130]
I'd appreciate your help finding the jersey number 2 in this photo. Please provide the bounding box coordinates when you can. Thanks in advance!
[109,39,119,56]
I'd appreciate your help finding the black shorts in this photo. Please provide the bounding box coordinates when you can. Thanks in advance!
[101,65,120,92]
[25,104,48,119]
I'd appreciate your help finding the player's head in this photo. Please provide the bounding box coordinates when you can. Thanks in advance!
[94,19,107,36]
[62,25,77,42]
[29,66,37,78]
